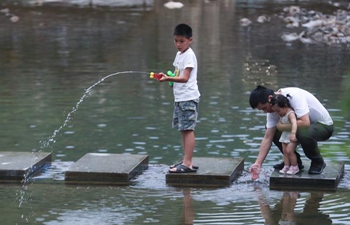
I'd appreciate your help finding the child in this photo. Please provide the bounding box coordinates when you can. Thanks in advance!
[159,23,200,173]
[270,94,299,175]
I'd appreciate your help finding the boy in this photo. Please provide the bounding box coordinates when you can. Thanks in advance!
[159,23,200,173]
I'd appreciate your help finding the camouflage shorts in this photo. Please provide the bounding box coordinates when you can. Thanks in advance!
[172,98,200,131]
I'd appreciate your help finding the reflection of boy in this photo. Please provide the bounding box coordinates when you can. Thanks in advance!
[181,189,195,224]
[159,24,200,173]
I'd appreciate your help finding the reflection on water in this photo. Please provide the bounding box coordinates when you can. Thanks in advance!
[1,0,350,224]
[5,166,350,224]
[256,186,333,225]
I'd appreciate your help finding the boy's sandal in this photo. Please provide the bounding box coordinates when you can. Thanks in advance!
[169,161,199,170]
[168,164,197,173]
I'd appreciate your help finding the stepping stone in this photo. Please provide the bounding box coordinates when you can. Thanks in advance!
[166,157,244,187]
[65,153,148,185]
[270,161,344,191]
[0,151,52,182]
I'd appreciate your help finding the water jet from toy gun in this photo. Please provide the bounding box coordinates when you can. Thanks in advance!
[149,71,175,86]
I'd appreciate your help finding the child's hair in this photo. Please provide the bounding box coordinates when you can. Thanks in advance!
[270,94,291,108]
[173,23,192,39]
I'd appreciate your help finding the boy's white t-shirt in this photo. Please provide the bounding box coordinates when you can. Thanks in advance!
[266,87,333,128]
[172,47,200,102]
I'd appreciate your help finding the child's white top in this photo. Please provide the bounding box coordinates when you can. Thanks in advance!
[279,110,295,143]
[172,47,200,102]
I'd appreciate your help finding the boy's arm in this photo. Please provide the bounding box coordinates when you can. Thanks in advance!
[160,68,192,83]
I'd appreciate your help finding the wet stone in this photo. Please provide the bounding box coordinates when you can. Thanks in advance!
[65,153,148,185]
[166,157,244,187]
[270,161,345,191]
[0,151,52,182]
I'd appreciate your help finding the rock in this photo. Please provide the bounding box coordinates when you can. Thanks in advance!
[164,1,184,9]
[240,18,252,26]
[257,14,270,23]
[281,33,299,42]
[10,15,19,23]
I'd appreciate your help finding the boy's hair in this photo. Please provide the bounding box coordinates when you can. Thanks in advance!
[173,23,192,39]
[270,94,291,108]
[249,85,274,109]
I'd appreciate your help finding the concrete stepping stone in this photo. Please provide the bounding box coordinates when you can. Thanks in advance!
[0,151,52,182]
[65,153,148,185]
[166,157,244,187]
[270,161,344,191]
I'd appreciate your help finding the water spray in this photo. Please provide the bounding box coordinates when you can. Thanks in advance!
[39,71,149,151]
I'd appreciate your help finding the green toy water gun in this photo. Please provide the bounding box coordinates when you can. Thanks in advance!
[167,70,175,87]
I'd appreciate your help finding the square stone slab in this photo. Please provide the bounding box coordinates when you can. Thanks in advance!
[0,151,52,181]
[166,157,244,187]
[65,153,148,185]
[270,161,344,191]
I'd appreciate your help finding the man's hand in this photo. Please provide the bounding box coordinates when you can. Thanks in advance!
[249,163,262,180]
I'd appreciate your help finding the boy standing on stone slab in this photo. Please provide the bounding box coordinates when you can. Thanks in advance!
[158,23,200,173]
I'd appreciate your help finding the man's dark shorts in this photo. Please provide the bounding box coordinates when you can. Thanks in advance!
[172,98,200,131]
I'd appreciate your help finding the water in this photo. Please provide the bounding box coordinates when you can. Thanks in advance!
[1,0,350,224]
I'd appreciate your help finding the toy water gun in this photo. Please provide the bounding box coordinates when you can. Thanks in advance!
[149,72,163,80]
[149,71,175,86]
[166,71,175,87]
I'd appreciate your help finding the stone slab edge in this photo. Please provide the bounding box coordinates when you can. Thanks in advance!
[0,152,52,182]
[270,162,345,191]
[65,155,149,185]
[166,157,244,187]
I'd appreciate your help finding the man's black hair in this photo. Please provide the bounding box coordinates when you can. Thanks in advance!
[173,23,192,39]
[249,85,274,109]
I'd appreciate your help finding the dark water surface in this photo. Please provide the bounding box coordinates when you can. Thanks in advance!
[1,0,350,224]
